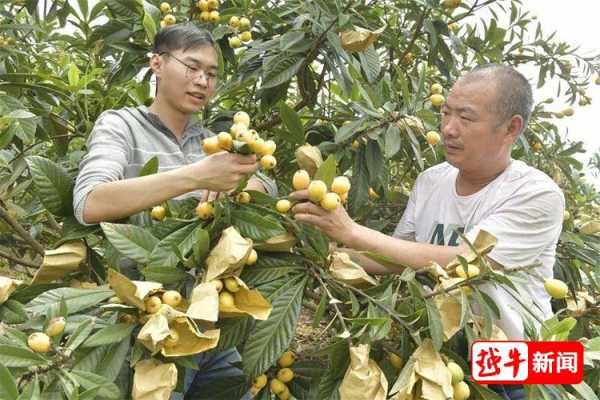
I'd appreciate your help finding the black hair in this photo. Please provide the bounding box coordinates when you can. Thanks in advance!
[152,23,216,54]
[459,64,533,131]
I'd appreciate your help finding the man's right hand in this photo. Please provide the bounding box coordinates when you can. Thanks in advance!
[192,151,259,192]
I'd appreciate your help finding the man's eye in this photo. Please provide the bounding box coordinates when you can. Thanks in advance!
[208,73,217,78]
[460,115,471,121]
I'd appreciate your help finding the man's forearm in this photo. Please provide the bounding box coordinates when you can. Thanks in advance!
[345,224,467,272]
[82,165,197,224]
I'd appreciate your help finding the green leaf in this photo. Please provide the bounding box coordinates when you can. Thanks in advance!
[216,317,254,352]
[358,45,381,84]
[262,55,305,89]
[571,382,600,400]
[334,117,367,144]
[193,227,210,262]
[26,156,74,216]
[0,299,28,324]
[383,123,401,158]
[66,319,95,351]
[82,324,134,348]
[189,375,249,400]
[348,148,369,215]
[278,102,304,145]
[425,298,444,351]
[469,382,504,400]
[26,287,113,316]
[313,154,337,188]
[101,222,159,264]
[68,63,80,88]
[142,266,190,284]
[231,210,286,241]
[0,363,18,399]
[69,369,121,399]
[242,275,307,376]
[365,140,384,183]
[147,222,199,268]
[279,31,305,51]
[138,156,159,176]
[0,345,46,367]
[241,254,305,286]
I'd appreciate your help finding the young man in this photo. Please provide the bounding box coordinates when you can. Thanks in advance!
[74,24,275,227]
[292,65,564,400]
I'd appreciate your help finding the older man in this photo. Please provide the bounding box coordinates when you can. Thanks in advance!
[292,64,564,399]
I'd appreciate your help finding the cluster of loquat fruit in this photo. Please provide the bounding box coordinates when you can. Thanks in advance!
[278,170,351,212]
[251,350,296,399]
[446,361,470,400]
[196,0,222,24]
[227,16,254,48]
[202,111,277,170]
[26,316,66,354]
[115,290,184,348]
[0,35,15,47]
[159,2,177,27]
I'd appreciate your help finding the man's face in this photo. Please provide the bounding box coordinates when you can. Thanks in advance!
[155,45,218,114]
[440,80,513,173]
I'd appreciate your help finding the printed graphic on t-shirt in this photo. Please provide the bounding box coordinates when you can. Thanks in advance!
[429,222,465,247]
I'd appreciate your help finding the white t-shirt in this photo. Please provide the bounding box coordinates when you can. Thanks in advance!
[394,160,565,339]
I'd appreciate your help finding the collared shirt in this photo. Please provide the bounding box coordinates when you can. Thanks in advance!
[73,105,277,226]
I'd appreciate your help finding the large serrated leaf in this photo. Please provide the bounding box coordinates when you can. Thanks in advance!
[25,156,74,216]
[313,154,337,188]
[101,222,159,264]
[26,287,113,315]
[69,369,121,399]
[147,222,199,268]
[82,324,134,348]
[241,255,305,286]
[231,210,286,241]
[425,298,444,351]
[0,345,46,367]
[0,363,18,399]
[279,101,304,145]
[216,317,254,352]
[242,275,307,376]
[383,124,401,158]
[358,45,381,84]
[262,55,305,89]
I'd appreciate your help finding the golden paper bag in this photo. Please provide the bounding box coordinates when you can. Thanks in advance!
[412,339,453,399]
[218,276,272,320]
[204,227,252,282]
[340,26,385,53]
[186,282,219,322]
[132,359,177,400]
[107,269,163,310]
[253,233,296,252]
[0,276,22,304]
[445,229,497,271]
[338,344,388,400]
[330,252,377,287]
[160,317,220,357]
[32,241,87,284]
[137,312,171,354]
[433,277,466,341]
[294,144,323,176]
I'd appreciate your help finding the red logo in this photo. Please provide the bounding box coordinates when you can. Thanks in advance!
[471,341,583,384]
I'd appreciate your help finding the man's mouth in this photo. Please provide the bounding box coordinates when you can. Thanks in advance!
[187,92,206,101]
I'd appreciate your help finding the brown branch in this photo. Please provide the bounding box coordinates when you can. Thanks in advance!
[0,204,45,255]
[0,249,39,268]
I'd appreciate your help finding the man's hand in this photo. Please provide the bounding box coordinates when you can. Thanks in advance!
[290,190,359,246]
[193,152,258,192]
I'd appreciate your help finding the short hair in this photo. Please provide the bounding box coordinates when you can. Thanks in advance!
[152,23,216,54]
[458,64,533,131]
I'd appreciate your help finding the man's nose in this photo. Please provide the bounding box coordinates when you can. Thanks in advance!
[441,116,458,138]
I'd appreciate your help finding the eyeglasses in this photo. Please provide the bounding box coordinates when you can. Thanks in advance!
[159,52,218,83]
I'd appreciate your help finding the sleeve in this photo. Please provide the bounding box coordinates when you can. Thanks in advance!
[73,111,133,226]
[251,170,278,197]
[392,177,420,241]
[465,187,564,269]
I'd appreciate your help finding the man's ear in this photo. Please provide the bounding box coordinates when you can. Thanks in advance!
[149,54,163,78]
[505,115,524,143]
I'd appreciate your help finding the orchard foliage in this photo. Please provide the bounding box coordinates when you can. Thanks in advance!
[1,0,600,399]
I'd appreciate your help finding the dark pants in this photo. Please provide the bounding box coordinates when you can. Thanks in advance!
[489,384,526,400]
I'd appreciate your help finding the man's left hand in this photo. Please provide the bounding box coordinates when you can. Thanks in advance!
[290,190,358,246]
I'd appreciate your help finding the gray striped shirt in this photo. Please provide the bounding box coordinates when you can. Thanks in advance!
[73,105,277,226]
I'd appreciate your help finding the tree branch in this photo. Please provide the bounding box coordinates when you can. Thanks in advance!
[0,249,39,268]
[0,204,45,255]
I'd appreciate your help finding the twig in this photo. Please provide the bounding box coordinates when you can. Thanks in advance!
[0,204,45,255]
[311,269,351,344]
[0,249,39,268]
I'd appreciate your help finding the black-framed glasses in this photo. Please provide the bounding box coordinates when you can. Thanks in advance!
[158,52,218,83]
